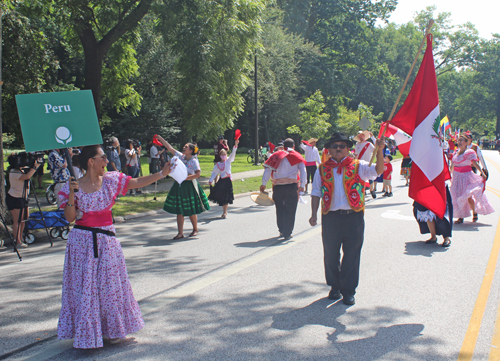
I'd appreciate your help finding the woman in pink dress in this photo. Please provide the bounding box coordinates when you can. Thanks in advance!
[58,145,172,349]
[450,134,493,224]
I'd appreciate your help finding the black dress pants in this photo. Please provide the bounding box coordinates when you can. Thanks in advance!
[321,210,364,296]
[272,183,298,237]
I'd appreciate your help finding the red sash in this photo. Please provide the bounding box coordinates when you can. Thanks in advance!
[358,143,370,159]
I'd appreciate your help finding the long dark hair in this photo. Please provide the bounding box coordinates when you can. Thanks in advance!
[186,143,196,155]
[78,145,103,171]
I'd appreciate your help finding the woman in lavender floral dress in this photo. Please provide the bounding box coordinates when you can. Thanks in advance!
[58,145,172,349]
[450,134,494,224]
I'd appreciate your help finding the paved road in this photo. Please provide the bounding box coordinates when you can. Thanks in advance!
[2,153,500,360]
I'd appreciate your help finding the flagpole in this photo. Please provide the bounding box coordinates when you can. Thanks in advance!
[443,115,448,142]
[369,19,435,166]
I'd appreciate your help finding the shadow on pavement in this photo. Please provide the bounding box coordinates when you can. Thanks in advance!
[234,236,282,248]
[49,283,444,361]
[452,222,492,232]
[273,298,426,359]
[365,202,407,210]
[404,241,448,257]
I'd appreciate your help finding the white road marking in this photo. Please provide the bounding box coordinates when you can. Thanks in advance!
[381,209,414,221]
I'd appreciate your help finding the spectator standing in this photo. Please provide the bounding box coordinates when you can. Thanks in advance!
[7,155,42,248]
[214,136,229,164]
[125,140,142,195]
[106,137,121,172]
[48,149,71,208]
[382,155,393,197]
[149,143,164,174]
[29,151,45,188]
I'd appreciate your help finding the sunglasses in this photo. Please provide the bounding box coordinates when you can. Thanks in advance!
[330,143,347,150]
[93,154,108,160]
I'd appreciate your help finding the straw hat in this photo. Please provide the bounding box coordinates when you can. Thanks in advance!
[308,138,318,144]
[353,130,371,142]
[250,191,275,206]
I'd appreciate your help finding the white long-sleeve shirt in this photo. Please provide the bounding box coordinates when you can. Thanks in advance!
[354,139,375,162]
[209,146,237,183]
[262,149,307,188]
[300,143,321,164]
[467,143,486,170]
[311,159,378,211]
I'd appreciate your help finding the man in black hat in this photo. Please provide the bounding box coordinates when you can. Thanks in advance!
[309,131,385,305]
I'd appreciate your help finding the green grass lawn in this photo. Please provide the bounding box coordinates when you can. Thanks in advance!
[109,176,263,217]
[29,148,406,217]
[13,146,406,218]
[139,149,262,178]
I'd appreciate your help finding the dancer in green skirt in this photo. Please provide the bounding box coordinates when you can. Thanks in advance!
[156,135,210,239]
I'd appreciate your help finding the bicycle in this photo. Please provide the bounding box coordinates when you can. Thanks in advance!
[45,183,59,205]
[247,149,267,164]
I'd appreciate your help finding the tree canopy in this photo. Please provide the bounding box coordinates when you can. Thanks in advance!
[2,0,498,148]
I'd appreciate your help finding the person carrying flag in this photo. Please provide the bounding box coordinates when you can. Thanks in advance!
[309,132,385,305]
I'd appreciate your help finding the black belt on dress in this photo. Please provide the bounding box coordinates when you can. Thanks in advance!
[73,225,116,258]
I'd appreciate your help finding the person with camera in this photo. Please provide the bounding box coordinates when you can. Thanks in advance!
[57,144,173,349]
[29,151,45,188]
[6,154,43,248]
[48,148,73,208]
[105,137,121,173]
[214,136,229,164]
[125,139,142,195]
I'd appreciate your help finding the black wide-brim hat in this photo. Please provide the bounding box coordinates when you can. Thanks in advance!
[324,132,353,149]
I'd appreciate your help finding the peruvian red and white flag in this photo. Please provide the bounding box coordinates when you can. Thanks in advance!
[378,122,412,157]
[389,34,449,218]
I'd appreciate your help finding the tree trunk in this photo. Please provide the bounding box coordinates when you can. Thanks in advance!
[496,92,500,137]
[76,0,154,119]
[82,48,105,118]
[79,24,106,119]
[0,8,13,236]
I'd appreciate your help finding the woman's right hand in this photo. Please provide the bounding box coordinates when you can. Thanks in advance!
[69,177,79,193]
[156,135,167,145]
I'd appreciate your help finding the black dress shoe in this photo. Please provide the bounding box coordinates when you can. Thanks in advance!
[328,289,341,300]
[342,295,355,305]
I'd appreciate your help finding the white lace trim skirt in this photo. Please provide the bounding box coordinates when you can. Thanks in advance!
[416,209,437,222]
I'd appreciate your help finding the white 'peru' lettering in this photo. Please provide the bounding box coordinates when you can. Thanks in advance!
[44,104,71,113]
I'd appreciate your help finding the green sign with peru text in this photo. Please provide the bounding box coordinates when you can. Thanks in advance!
[15,90,103,152]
